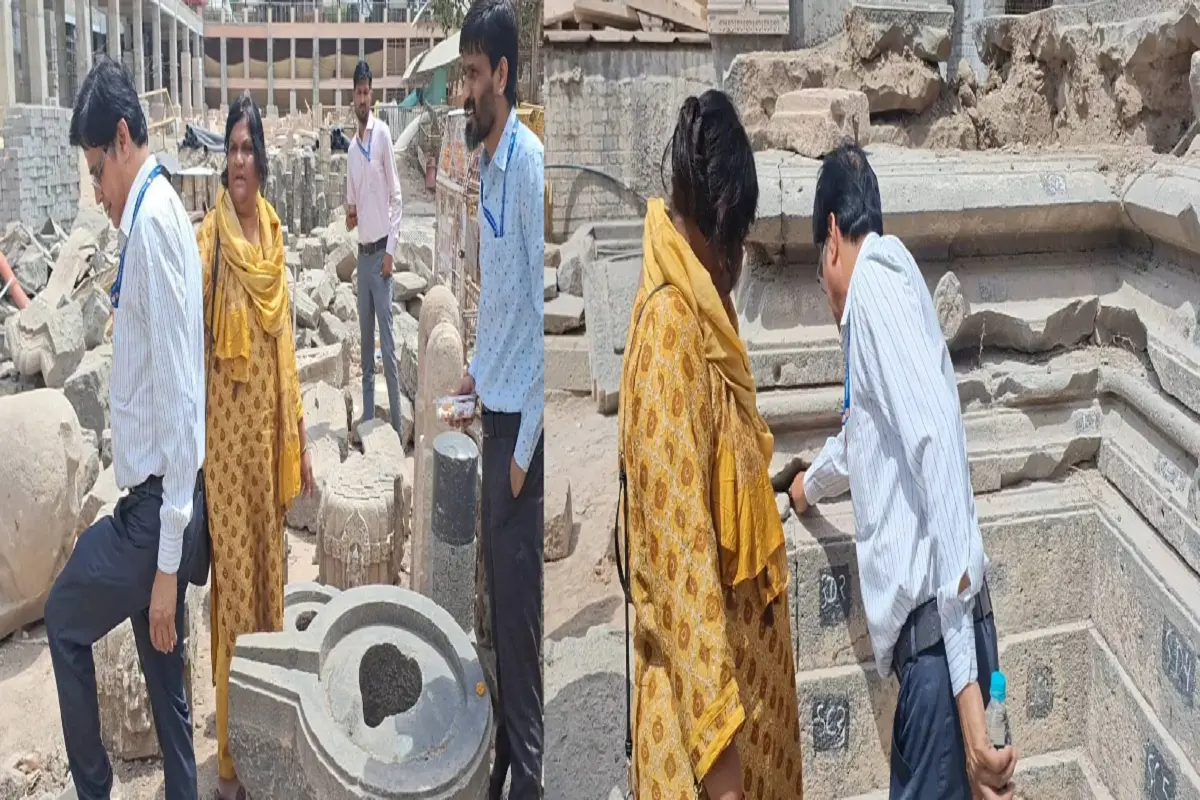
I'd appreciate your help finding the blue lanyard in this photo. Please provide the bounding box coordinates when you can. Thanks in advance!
[112,164,165,309]
[356,128,372,162]
[480,131,517,240]
[841,323,851,426]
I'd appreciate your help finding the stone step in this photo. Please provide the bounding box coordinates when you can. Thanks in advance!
[795,621,1095,798]
[786,478,1095,674]
[837,748,1114,799]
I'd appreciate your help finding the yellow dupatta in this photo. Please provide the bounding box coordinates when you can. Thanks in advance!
[200,188,302,509]
[639,197,789,608]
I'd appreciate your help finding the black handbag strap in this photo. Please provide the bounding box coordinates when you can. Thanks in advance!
[613,282,670,796]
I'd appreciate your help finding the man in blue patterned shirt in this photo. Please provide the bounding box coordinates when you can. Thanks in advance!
[457,1,545,797]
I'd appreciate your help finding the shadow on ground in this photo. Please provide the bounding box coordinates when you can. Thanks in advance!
[546,671,627,800]
[547,596,622,643]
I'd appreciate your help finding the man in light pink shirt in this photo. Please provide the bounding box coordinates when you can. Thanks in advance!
[346,59,404,434]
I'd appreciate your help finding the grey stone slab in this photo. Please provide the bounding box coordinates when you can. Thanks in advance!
[228,584,492,800]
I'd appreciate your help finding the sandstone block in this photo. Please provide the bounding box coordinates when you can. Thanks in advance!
[762,89,870,158]
[318,311,351,345]
[4,299,86,388]
[95,584,205,760]
[296,341,349,388]
[557,229,592,297]
[299,238,324,272]
[394,311,420,401]
[327,241,357,284]
[545,294,585,334]
[392,271,427,303]
[545,268,559,301]
[845,3,953,64]
[1192,51,1200,125]
[933,271,970,341]
[545,475,573,562]
[286,436,343,534]
[293,288,320,330]
[79,284,112,349]
[63,346,112,437]
[331,284,357,323]
[0,390,98,639]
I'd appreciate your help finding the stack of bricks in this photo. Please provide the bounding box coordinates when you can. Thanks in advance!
[0,105,81,230]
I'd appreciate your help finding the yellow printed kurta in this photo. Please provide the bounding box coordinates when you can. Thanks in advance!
[198,215,303,781]
[619,286,804,800]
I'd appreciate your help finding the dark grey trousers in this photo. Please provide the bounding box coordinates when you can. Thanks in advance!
[889,614,1001,799]
[356,248,402,434]
[45,475,204,800]
[480,410,544,800]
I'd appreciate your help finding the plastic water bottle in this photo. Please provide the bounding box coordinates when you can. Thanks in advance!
[987,670,1011,749]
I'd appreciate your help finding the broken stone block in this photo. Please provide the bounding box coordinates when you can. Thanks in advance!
[359,417,406,461]
[762,89,870,158]
[79,284,112,349]
[394,311,420,400]
[301,380,351,460]
[15,248,50,296]
[395,239,433,278]
[331,284,357,323]
[297,341,350,388]
[545,474,573,562]
[934,271,970,341]
[100,428,113,468]
[4,298,86,388]
[310,270,337,310]
[392,271,427,303]
[856,53,941,114]
[293,288,321,330]
[226,584,492,800]
[845,3,953,64]
[545,243,562,269]
[1192,51,1200,125]
[557,229,593,297]
[327,241,357,283]
[300,238,324,272]
[544,294,586,334]
[286,436,343,534]
[96,584,205,760]
[63,345,113,437]
[545,268,559,301]
[0,389,99,639]
[319,311,351,345]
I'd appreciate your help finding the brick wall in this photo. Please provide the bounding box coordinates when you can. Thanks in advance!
[0,104,81,229]
[543,41,717,241]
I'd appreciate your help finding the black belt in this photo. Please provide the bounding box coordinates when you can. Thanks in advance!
[891,580,993,672]
[481,407,521,439]
[358,236,388,256]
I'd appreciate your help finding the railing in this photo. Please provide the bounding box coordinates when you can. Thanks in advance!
[202,1,430,24]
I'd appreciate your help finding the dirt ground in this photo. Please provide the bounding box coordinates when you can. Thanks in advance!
[0,533,318,800]
[543,391,625,643]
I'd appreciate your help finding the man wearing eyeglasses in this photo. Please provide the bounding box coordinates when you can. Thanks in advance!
[47,57,207,800]
[346,59,404,435]
[455,0,545,797]
[790,143,1017,800]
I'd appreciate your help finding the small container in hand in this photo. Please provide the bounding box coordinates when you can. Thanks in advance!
[434,393,478,425]
[987,670,1011,749]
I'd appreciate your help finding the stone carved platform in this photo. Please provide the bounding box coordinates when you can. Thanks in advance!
[227,583,492,800]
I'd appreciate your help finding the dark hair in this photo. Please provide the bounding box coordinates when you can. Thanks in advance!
[460,0,519,107]
[812,142,883,249]
[220,93,269,189]
[661,90,758,291]
[69,56,148,150]
[353,59,372,90]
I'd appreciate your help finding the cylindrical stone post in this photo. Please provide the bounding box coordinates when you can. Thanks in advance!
[429,430,479,634]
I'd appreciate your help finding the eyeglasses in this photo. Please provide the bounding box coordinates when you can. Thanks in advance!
[89,148,109,189]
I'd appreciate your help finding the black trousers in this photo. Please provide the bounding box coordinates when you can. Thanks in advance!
[480,409,545,800]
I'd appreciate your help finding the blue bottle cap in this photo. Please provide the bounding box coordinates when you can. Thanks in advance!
[990,671,1006,703]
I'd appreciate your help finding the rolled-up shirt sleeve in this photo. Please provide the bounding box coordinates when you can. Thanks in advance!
[140,216,200,575]
[852,248,984,696]
[625,293,744,781]
[804,428,850,504]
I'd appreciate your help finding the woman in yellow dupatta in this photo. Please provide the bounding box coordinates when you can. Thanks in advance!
[196,94,316,800]
[617,90,804,800]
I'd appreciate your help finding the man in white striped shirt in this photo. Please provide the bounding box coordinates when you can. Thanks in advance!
[788,143,1017,800]
[44,58,206,800]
